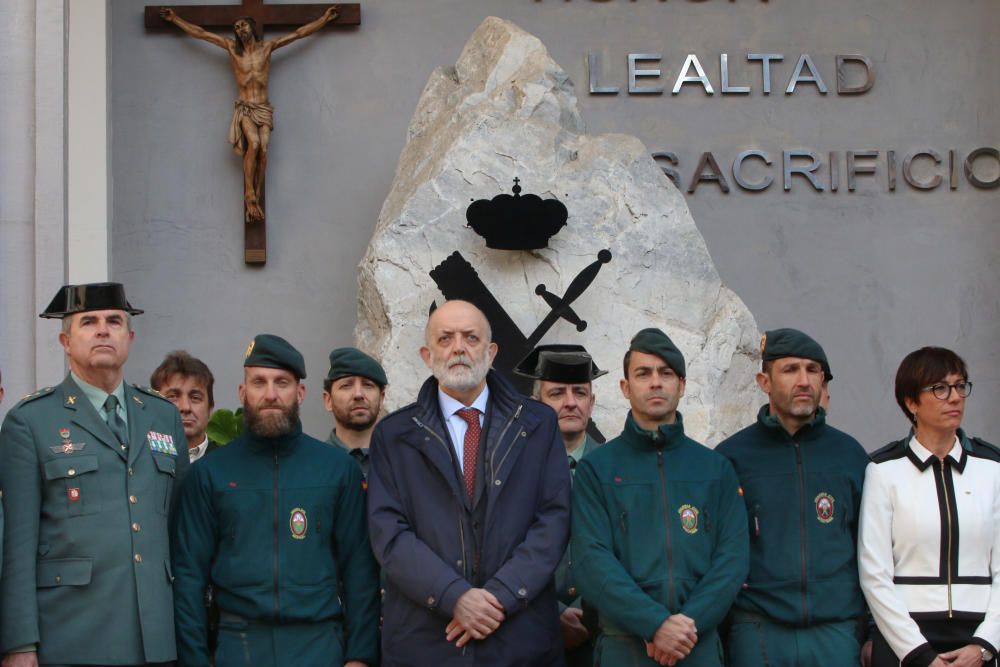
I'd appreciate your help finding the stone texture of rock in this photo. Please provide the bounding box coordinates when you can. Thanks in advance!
[356,16,761,445]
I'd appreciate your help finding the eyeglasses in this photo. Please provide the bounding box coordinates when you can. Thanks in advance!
[920,381,973,400]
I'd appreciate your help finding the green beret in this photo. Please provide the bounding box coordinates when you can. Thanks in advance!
[629,328,686,378]
[326,347,387,387]
[244,334,306,380]
[760,328,832,381]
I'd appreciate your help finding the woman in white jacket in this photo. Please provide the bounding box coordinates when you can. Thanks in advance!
[859,347,998,667]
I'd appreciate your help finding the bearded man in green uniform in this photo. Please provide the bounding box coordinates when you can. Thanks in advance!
[715,328,872,667]
[517,344,606,667]
[172,334,379,667]
[572,329,749,666]
[0,282,190,667]
[321,347,388,479]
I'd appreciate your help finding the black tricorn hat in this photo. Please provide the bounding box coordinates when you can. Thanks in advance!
[466,178,568,250]
[514,344,607,383]
[40,282,144,319]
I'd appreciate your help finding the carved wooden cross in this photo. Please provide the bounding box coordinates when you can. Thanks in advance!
[145,1,360,265]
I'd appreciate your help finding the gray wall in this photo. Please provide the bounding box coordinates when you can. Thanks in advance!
[110,0,998,448]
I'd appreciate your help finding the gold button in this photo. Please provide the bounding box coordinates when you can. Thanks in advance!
[132,523,141,533]
[55,576,61,584]
[67,468,76,477]
[134,554,142,563]
[129,495,138,504]
[568,587,577,597]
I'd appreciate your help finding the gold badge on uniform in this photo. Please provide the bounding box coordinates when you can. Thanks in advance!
[815,492,835,524]
[290,508,307,539]
[678,504,699,534]
[245,339,256,358]
[759,333,768,354]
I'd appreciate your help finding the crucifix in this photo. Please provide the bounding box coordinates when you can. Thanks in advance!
[146,1,361,265]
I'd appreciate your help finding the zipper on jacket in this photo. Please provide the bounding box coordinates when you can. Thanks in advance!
[489,403,524,483]
[794,441,809,626]
[939,458,954,618]
[656,450,676,609]
[273,450,281,621]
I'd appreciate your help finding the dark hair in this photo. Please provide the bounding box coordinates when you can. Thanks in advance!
[232,16,258,54]
[150,351,215,407]
[622,350,632,379]
[894,346,968,424]
[323,378,333,393]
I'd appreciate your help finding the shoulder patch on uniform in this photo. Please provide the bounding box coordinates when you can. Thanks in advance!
[969,437,1000,462]
[869,438,909,464]
[15,386,55,407]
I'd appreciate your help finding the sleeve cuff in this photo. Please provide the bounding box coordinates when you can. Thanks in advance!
[972,636,997,656]
[438,577,472,616]
[901,643,937,667]
[483,579,519,614]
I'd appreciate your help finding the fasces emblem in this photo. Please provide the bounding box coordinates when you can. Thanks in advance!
[290,508,308,539]
[678,504,699,534]
[815,492,835,524]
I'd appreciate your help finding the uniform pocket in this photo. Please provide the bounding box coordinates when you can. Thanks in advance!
[36,557,93,588]
[152,453,176,515]
[44,455,101,517]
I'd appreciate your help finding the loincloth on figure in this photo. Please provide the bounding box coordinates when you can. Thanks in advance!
[228,101,274,156]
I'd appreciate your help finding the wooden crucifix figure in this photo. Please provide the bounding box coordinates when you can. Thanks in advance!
[150,2,360,264]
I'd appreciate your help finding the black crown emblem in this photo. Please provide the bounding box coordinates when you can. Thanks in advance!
[465,178,568,250]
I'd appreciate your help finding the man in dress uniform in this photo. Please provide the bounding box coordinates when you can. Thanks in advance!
[715,328,871,667]
[172,334,380,667]
[517,344,606,667]
[572,328,748,666]
[0,282,190,667]
[150,351,218,464]
[322,347,388,479]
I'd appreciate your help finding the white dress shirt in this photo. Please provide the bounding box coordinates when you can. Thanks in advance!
[437,385,488,475]
[188,436,210,463]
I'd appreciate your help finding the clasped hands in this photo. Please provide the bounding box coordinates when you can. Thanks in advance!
[644,613,698,666]
[445,588,506,647]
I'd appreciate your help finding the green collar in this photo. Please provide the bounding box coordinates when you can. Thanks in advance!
[756,403,826,438]
[622,410,686,449]
[70,372,127,425]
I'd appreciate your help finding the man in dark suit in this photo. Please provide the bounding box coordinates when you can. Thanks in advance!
[151,351,218,463]
[0,282,189,667]
[368,300,571,666]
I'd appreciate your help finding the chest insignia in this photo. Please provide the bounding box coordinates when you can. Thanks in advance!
[147,431,177,456]
[68,487,81,502]
[290,508,307,539]
[678,504,699,534]
[59,427,71,440]
[815,492,835,524]
[50,441,87,455]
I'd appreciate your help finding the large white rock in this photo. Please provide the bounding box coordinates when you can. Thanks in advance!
[357,16,761,445]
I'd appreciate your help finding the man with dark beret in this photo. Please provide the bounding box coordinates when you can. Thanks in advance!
[172,334,380,667]
[322,347,388,479]
[716,328,871,667]
[516,344,605,667]
[572,328,748,666]
[0,282,190,666]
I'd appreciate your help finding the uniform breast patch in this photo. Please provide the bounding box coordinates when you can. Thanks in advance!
[290,508,308,539]
[678,504,699,534]
[815,492,835,524]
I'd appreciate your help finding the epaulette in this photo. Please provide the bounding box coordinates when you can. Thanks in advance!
[132,384,170,402]
[970,437,1000,461]
[869,438,909,464]
[15,386,55,407]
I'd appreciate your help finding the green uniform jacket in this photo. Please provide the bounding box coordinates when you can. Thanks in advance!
[0,375,189,664]
[172,422,380,667]
[572,412,749,642]
[326,429,370,479]
[715,405,869,627]
[556,434,602,608]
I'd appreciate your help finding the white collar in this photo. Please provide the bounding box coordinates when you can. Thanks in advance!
[437,384,489,419]
[189,436,210,463]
